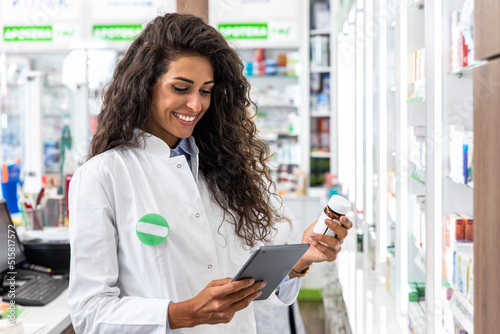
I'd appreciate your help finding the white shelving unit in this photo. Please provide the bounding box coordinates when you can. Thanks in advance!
[209,0,310,196]
[307,0,338,191]
[332,0,475,333]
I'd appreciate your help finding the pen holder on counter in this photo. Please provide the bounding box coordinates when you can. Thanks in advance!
[25,207,45,230]
[45,195,65,227]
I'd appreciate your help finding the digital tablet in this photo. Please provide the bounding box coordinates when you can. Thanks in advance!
[232,243,310,300]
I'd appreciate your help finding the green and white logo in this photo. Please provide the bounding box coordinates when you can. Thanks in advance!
[136,213,170,246]
[3,26,52,42]
[92,24,143,41]
[218,21,296,42]
[218,23,268,40]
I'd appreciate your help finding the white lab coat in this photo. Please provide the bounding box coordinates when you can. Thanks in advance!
[67,131,301,334]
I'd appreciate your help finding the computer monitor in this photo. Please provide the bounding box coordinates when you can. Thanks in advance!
[0,199,25,275]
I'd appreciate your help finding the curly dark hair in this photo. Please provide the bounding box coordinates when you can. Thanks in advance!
[90,13,281,247]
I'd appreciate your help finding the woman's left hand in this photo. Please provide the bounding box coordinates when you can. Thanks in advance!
[293,216,353,273]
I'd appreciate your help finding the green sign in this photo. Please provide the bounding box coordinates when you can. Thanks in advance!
[92,24,143,41]
[3,26,52,42]
[218,23,268,40]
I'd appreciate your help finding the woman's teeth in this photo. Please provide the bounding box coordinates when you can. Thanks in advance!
[174,112,195,122]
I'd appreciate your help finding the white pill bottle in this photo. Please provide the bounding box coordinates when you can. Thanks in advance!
[313,195,351,236]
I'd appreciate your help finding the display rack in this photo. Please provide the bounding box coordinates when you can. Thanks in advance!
[307,0,338,191]
[332,0,476,333]
[241,47,303,194]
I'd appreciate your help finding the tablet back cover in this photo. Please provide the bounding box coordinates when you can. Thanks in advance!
[232,243,310,300]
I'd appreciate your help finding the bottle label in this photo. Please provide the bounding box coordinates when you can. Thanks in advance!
[314,212,333,234]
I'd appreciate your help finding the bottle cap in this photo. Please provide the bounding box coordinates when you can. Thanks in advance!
[327,195,351,215]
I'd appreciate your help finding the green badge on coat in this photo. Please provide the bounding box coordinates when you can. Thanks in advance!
[136,213,170,246]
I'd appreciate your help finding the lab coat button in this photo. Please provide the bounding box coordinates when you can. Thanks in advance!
[208,264,212,269]
[195,213,200,218]
[177,164,182,168]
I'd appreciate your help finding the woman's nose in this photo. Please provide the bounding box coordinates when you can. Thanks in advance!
[186,93,202,112]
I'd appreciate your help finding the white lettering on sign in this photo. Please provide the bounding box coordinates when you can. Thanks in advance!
[2,0,79,25]
[3,26,52,41]
[11,0,69,10]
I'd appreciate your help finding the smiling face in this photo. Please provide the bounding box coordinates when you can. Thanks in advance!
[149,55,214,148]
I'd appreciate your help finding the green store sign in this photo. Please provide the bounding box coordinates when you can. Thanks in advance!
[218,23,268,40]
[3,26,52,42]
[92,24,143,41]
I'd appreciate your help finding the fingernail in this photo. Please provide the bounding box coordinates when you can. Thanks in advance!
[249,278,255,284]
[260,281,267,288]
[257,291,262,296]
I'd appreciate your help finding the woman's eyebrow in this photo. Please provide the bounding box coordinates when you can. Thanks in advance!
[172,77,214,85]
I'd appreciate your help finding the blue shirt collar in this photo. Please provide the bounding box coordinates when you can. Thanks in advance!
[170,137,197,158]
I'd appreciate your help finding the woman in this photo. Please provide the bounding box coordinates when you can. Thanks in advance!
[68,13,352,333]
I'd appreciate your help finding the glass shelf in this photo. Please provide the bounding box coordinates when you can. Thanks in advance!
[310,111,331,117]
[409,0,424,10]
[258,105,298,109]
[310,29,330,36]
[446,60,487,78]
[310,66,331,73]
[446,176,473,189]
[247,74,299,78]
[310,151,330,158]
[449,284,474,333]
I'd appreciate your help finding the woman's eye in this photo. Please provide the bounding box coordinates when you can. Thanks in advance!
[200,89,211,95]
[172,85,188,93]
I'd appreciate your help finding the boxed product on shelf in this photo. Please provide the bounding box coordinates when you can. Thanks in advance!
[411,195,425,249]
[310,72,322,93]
[411,48,425,83]
[446,213,465,246]
[408,300,426,334]
[409,126,426,167]
[244,49,295,77]
[451,0,475,71]
[310,117,330,152]
[409,283,419,302]
[450,288,474,333]
[461,0,474,64]
[310,35,329,68]
[463,131,474,187]
[285,52,301,77]
[453,244,473,296]
[408,282,426,302]
[467,257,473,306]
[460,214,473,241]
[311,2,330,30]
[415,282,426,300]
[451,10,465,70]
[449,124,465,183]
[443,247,454,284]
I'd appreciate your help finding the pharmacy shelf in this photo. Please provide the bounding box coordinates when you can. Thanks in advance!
[310,151,331,158]
[306,0,339,190]
[446,60,486,77]
[310,29,331,36]
[331,0,476,333]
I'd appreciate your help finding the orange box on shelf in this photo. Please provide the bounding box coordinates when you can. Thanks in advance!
[446,213,465,247]
[461,214,474,241]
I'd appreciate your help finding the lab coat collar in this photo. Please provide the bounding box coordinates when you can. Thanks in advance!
[134,129,200,183]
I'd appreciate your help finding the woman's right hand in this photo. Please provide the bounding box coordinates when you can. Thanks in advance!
[168,277,266,329]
